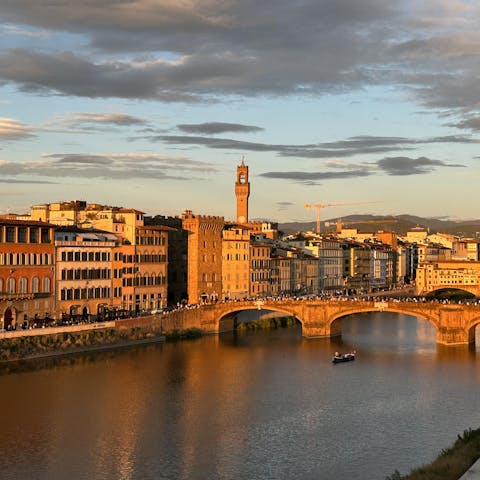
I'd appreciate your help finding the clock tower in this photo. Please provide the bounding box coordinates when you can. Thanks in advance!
[235,158,250,224]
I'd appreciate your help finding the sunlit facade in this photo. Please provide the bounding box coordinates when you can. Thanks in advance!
[222,226,250,300]
[0,219,55,329]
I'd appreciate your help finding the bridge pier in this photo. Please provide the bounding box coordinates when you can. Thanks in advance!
[436,328,474,346]
[436,307,475,346]
[302,324,340,339]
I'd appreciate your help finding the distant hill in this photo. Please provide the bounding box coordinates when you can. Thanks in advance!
[279,214,480,238]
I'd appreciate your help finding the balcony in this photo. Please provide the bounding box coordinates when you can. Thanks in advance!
[0,292,52,301]
[0,292,34,301]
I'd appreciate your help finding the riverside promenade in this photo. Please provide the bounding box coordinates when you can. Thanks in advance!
[3,295,480,346]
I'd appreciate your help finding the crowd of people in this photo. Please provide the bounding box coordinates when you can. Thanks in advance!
[4,287,480,333]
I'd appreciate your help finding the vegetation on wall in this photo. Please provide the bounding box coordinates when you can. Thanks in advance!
[236,316,298,331]
[0,327,163,362]
[385,428,480,480]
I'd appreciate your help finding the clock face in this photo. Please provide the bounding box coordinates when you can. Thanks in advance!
[239,173,246,184]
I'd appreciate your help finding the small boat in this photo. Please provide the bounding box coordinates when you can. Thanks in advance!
[332,351,356,364]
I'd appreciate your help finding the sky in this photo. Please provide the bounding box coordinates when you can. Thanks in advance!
[1,0,480,224]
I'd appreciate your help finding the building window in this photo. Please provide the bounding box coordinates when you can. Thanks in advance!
[7,278,15,294]
[19,277,28,294]
[41,228,50,243]
[32,277,39,293]
[17,227,27,243]
[6,227,15,243]
[43,277,51,293]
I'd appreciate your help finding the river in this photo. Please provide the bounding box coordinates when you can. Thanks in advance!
[1,312,480,480]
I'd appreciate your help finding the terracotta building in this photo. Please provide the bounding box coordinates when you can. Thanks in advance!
[144,215,188,306]
[28,201,169,315]
[181,210,224,304]
[0,219,56,329]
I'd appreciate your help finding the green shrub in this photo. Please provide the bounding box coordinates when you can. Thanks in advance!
[386,428,480,480]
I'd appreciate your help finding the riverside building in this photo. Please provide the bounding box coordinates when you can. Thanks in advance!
[222,226,250,300]
[55,228,118,321]
[29,201,144,245]
[416,260,480,296]
[181,210,224,304]
[0,219,55,329]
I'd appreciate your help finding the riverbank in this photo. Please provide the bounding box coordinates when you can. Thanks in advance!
[386,428,480,480]
[0,307,203,363]
[0,312,296,363]
[0,325,166,363]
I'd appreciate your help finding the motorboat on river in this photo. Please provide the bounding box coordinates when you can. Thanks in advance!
[332,351,356,364]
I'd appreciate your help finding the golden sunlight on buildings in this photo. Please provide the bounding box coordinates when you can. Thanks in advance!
[416,260,480,296]
[222,226,250,300]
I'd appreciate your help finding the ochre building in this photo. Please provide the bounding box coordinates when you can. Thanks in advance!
[222,226,250,300]
[416,260,480,296]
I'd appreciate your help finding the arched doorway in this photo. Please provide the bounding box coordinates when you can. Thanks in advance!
[3,307,15,331]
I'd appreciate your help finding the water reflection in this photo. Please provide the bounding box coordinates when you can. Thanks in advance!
[0,313,479,480]
[339,312,437,354]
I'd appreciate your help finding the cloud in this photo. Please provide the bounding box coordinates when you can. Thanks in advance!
[150,133,479,159]
[259,156,464,184]
[44,112,151,134]
[0,49,204,101]
[0,178,54,184]
[1,23,50,38]
[277,201,294,211]
[260,169,372,185]
[155,134,290,152]
[376,156,465,176]
[67,112,148,127]
[0,1,405,101]
[0,153,217,182]
[448,117,480,131]
[0,117,35,140]
[177,122,263,135]
[0,1,479,119]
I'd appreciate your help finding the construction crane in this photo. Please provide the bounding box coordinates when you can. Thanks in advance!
[304,201,382,234]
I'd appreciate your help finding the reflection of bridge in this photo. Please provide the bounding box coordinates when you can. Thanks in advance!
[165,299,480,346]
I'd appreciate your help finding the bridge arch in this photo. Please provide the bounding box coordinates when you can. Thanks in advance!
[465,315,480,344]
[217,304,303,331]
[425,287,477,299]
[328,306,436,331]
[329,307,438,341]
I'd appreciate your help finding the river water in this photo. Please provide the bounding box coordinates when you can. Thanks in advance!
[1,312,480,480]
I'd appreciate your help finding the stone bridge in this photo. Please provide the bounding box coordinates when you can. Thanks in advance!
[164,299,480,346]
